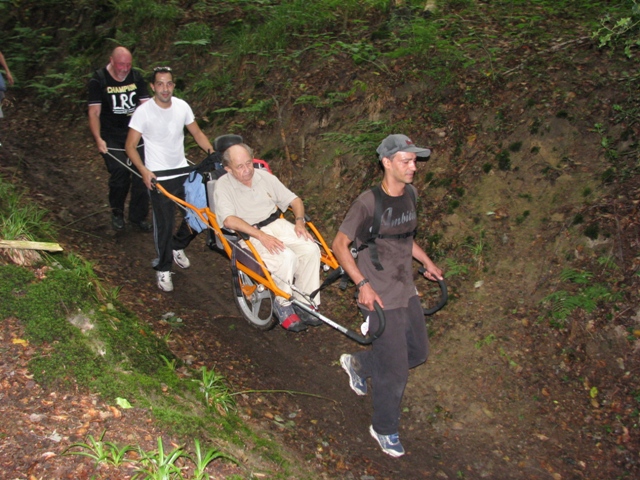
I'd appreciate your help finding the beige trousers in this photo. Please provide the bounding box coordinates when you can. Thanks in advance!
[251,218,321,305]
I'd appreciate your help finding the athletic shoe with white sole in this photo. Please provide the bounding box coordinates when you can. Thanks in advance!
[340,353,367,396]
[156,271,174,292]
[172,249,190,269]
[369,425,405,457]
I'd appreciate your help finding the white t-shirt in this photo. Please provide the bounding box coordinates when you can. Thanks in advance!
[128,97,195,180]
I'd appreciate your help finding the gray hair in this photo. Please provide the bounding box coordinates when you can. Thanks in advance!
[222,143,253,167]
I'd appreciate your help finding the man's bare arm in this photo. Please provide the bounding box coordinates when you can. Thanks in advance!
[185,121,214,154]
[290,197,313,240]
[125,128,155,189]
[412,241,443,281]
[88,104,107,154]
[332,231,384,310]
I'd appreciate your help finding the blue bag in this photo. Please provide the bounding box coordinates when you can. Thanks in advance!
[184,171,208,232]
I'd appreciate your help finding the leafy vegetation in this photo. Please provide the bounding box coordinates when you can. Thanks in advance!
[64,433,234,480]
[539,268,622,328]
[0,174,289,476]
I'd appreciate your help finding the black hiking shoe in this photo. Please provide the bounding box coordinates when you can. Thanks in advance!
[111,214,125,231]
[131,220,153,232]
[293,305,323,327]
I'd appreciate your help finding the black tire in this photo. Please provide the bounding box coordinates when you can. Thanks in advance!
[231,269,277,330]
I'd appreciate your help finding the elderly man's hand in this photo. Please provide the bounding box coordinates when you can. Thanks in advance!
[257,231,286,255]
[294,221,314,241]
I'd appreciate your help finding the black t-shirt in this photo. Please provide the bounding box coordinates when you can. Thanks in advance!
[338,185,418,309]
[87,67,150,142]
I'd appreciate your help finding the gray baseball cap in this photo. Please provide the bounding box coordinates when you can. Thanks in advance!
[376,134,431,161]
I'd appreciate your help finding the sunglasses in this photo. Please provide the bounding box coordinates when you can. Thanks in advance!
[153,66,172,72]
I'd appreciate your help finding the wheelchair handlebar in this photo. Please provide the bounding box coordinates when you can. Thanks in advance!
[342,300,386,345]
[417,267,448,315]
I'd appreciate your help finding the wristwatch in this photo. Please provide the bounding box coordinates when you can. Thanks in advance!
[356,278,369,289]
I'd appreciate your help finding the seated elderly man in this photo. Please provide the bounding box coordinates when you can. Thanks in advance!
[213,142,322,333]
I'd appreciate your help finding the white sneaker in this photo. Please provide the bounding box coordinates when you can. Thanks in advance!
[157,271,173,292]
[172,249,190,269]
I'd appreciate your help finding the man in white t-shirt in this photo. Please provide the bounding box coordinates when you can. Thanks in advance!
[125,67,214,292]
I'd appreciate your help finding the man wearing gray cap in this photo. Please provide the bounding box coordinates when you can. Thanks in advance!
[332,134,443,457]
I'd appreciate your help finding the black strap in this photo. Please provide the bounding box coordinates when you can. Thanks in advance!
[368,186,385,270]
[152,166,193,178]
[309,266,345,300]
[359,185,417,271]
[254,210,281,229]
[153,153,219,178]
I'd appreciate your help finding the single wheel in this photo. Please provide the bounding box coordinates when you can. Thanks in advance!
[231,269,277,330]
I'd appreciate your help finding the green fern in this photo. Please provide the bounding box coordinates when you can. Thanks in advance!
[559,268,593,284]
[541,272,620,327]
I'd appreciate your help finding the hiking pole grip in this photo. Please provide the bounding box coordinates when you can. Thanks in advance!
[418,267,448,315]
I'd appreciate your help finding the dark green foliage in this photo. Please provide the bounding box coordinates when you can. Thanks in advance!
[96,309,175,377]
[515,210,530,225]
[518,193,532,201]
[482,163,493,173]
[0,265,35,318]
[572,213,584,225]
[530,118,542,135]
[30,341,104,390]
[15,268,93,343]
[508,141,522,152]
[541,268,621,329]
[436,177,453,188]
[601,167,616,184]
[496,150,511,171]
[584,223,600,239]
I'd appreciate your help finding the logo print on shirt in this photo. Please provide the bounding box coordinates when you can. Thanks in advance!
[107,83,138,115]
[380,207,416,228]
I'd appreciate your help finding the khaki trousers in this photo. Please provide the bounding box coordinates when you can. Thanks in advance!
[250,218,321,305]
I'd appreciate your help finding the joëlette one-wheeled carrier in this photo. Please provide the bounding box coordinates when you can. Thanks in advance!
[153,136,448,345]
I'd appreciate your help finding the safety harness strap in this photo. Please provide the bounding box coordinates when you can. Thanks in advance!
[253,210,281,229]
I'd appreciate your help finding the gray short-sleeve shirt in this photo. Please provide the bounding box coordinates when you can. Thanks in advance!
[338,186,418,309]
